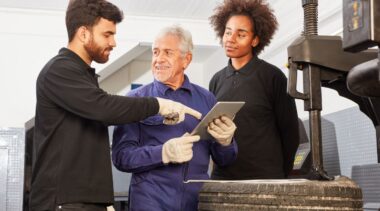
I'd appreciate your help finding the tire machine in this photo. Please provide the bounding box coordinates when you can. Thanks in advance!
[287,0,380,180]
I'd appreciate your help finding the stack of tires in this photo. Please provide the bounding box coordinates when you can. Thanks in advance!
[198,176,362,210]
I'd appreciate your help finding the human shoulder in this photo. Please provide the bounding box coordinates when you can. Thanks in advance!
[127,82,154,97]
[211,66,228,81]
[191,83,213,95]
[256,58,287,80]
[190,82,217,103]
[42,52,85,77]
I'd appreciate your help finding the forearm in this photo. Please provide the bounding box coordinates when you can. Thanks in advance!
[278,106,300,175]
[44,68,159,124]
[210,139,238,166]
[112,144,164,173]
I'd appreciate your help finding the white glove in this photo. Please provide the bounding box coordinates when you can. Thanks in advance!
[156,97,202,125]
[207,116,236,146]
[162,134,200,164]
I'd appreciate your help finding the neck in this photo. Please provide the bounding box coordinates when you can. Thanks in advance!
[67,42,92,65]
[231,53,253,70]
[165,75,185,90]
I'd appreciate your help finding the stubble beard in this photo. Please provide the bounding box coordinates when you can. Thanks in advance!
[84,36,111,64]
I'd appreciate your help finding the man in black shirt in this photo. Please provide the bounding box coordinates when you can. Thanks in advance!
[30,1,201,210]
[209,0,299,180]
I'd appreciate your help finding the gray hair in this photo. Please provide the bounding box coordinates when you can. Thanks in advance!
[153,24,194,55]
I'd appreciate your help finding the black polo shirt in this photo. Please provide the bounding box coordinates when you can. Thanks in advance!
[209,55,299,179]
[31,48,159,210]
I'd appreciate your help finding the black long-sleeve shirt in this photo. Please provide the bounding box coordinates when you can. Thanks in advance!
[209,56,299,179]
[30,48,159,210]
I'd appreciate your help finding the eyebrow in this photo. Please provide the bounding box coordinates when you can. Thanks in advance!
[152,48,176,52]
[225,27,250,33]
[104,30,115,35]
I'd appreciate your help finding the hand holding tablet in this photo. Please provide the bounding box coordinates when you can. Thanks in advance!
[207,116,237,146]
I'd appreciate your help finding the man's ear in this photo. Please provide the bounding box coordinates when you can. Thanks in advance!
[251,36,259,47]
[77,26,89,43]
[183,53,193,70]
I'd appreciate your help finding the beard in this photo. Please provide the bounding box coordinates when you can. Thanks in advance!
[84,36,112,64]
[153,67,174,84]
[154,72,171,83]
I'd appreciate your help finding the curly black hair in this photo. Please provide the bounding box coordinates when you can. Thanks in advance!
[66,0,124,42]
[209,0,278,55]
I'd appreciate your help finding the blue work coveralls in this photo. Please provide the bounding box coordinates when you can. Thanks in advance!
[112,76,238,211]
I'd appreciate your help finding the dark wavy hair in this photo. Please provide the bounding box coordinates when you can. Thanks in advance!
[209,0,278,55]
[66,0,124,42]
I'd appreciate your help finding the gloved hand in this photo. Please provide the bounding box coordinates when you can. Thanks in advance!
[207,116,236,146]
[156,97,202,125]
[162,134,200,164]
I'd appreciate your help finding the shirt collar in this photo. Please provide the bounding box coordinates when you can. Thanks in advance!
[59,47,98,77]
[225,55,261,78]
[153,75,193,96]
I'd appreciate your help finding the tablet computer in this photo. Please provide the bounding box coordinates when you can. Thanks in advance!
[190,101,245,140]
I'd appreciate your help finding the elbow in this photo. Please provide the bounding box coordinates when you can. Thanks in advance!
[112,151,134,173]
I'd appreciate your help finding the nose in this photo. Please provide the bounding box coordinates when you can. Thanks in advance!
[155,52,166,63]
[109,37,116,48]
[227,33,237,42]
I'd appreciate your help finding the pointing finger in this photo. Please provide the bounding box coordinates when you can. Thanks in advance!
[183,105,202,120]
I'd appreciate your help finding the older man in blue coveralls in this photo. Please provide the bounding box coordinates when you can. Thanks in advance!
[112,25,238,211]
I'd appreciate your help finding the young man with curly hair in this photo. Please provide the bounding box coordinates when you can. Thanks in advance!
[209,0,300,180]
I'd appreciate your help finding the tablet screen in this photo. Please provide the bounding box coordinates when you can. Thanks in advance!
[190,101,245,140]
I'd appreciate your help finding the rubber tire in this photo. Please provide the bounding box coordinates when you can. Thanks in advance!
[198,176,362,211]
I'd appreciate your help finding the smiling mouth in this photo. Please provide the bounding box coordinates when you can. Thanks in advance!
[225,46,237,51]
[104,49,112,55]
[155,66,170,70]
